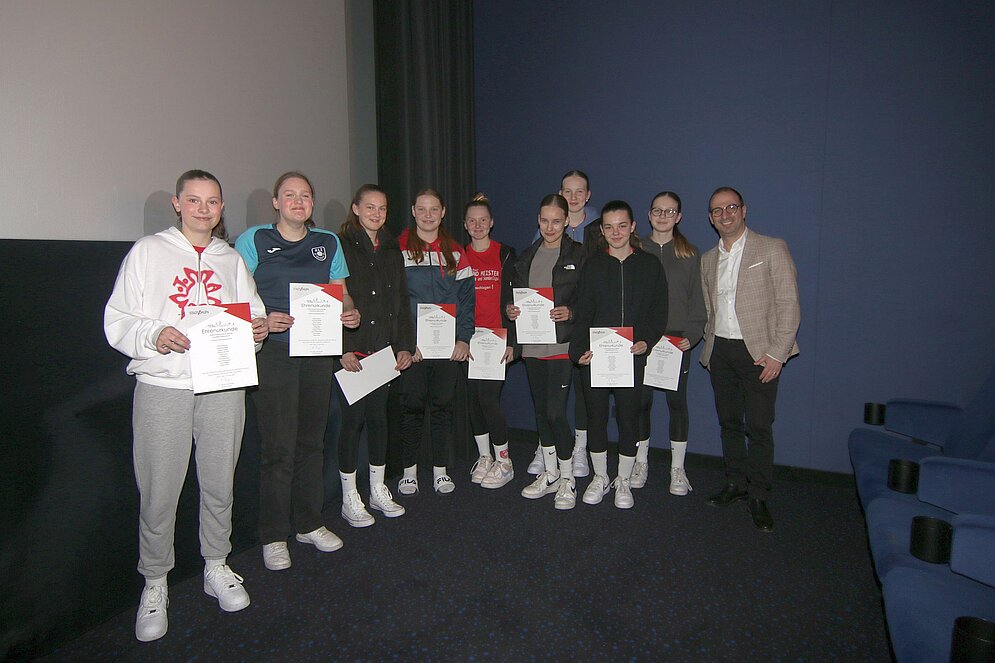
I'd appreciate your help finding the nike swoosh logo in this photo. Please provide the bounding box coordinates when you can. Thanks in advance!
[560,384,569,388]
[266,247,282,254]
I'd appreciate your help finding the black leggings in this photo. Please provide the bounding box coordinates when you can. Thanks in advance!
[582,358,646,458]
[400,359,457,467]
[573,364,587,430]
[335,362,389,473]
[524,358,574,461]
[639,347,691,441]
[467,378,507,444]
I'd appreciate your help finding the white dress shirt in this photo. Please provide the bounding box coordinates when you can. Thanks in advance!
[714,229,748,339]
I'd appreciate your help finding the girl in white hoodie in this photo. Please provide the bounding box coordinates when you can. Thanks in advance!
[104,170,267,643]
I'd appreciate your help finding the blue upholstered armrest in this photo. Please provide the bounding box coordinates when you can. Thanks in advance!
[885,399,962,446]
[918,457,995,517]
[951,514,995,589]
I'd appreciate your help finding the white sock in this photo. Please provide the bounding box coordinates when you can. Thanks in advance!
[403,465,417,480]
[618,454,636,480]
[558,458,573,482]
[671,440,687,469]
[542,446,558,478]
[433,465,448,480]
[340,470,357,495]
[146,575,168,588]
[591,451,608,479]
[494,443,510,463]
[474,433,492,458]
[535,442,543,456]
[370,464,385,488]
[204,558,225,572]
[574,429,588,451]
[636,438,650,463]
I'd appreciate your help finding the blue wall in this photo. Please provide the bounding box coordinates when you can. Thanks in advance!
[475,1,995,473]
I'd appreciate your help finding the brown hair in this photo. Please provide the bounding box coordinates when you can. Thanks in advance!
[341,183,387,235]
[407,188,460,275]
[598,200,641,250]
[174,169,227,241]
[650,191,696,259]
[273,171,316,228]
[464,191,492,218]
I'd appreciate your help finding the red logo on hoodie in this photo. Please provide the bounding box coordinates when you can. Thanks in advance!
[169,268,222,317]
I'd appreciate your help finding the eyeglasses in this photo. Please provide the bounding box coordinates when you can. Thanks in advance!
[709,203,742,218]
[650,208,679,218]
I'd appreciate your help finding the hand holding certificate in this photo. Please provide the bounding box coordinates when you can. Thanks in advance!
[643,336,684,391]
[289,283,343,356]
[180,303,259,394]
[513,287,556,344]
[589,327,634,388]
[334,346,401,405]
[468,327,508,381]
[417,303,457,359]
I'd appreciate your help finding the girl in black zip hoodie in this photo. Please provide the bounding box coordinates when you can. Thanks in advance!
[569,200,668,509]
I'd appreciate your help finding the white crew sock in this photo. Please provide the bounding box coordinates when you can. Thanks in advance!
[591,451,609,479]
[204,557,225,572]
[433,465,449,480]
[558,458,573,482]
[474,433,492,458]
[370,464,386,488]
[636,438,650,463]
[574,429,588,452]
[146,574,168,588]
[542,446,558,478]
[671,440,687,469]
[340,470,357,495]
[618,454,636,480]
[403,465,417,480]
[494,442,510,463]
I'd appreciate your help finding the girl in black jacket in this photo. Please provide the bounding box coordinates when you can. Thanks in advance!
[334,184,415,526]
[505,194,587,509]
[569,200,668,509]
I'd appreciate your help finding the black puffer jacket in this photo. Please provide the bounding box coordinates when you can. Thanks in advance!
[339,225,415,355]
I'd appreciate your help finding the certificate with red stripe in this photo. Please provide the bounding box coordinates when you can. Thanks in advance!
[590,327,633,388]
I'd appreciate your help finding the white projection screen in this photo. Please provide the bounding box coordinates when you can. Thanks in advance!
[0,0,376,241]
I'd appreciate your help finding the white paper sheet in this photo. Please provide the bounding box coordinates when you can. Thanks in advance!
[416,303,457,359]
[289,282,343,356]
[468,327,508,381]
[334,346,401,405]
[180,303,258,394]
[589,327,634,388]
[513,287,557,344]
[643,336,684,391]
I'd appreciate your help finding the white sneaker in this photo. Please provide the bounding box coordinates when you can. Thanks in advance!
[669,467,693,496]
[135,585,168,642]
[553,477,577,510]
[262,542,291,570]
[571,447,590,477]
[631,461,648,489]
[369,483,405,517]
[295,526,344,552]
[527,446,544,474]
[521,471,559,499]
[470,456,494,484]
[582,474,611,505]
[397,476,419,495]
[480,459,514,489]
[613,477,634,509]
[341,490,375,528]
[203,565,250,612]
[434,474,455,494]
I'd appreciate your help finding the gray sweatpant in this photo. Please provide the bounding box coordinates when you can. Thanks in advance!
[132,381,245,579]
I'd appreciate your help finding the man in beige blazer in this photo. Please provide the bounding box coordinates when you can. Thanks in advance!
[699,187,800,532]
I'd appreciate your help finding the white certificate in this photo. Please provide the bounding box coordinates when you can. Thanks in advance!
[643,336,684,391]
[180,303,258,394]
[289,283,343,356]
[417,303,457,359]
[334,346,401,405]
[514,287,556,344]
[468,327,508,381]
[590,327,634,388]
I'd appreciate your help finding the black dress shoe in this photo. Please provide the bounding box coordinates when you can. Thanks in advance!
[748,498,774,532]
[706,483,749,507]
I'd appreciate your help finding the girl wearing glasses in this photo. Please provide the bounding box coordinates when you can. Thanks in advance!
[638,191,706,495]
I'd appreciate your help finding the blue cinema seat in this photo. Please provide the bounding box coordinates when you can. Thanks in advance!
[881,515,995,663]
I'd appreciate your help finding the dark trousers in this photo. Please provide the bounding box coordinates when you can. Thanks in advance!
[573,365,587,430]
[639,348,691,441]
[709,337,779,499]
[467,378,507,444]
[400,360,457,468]
[523,358,574,460]
[581,358,645,458]
[252,341,333,543]
[334,370,389,474]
